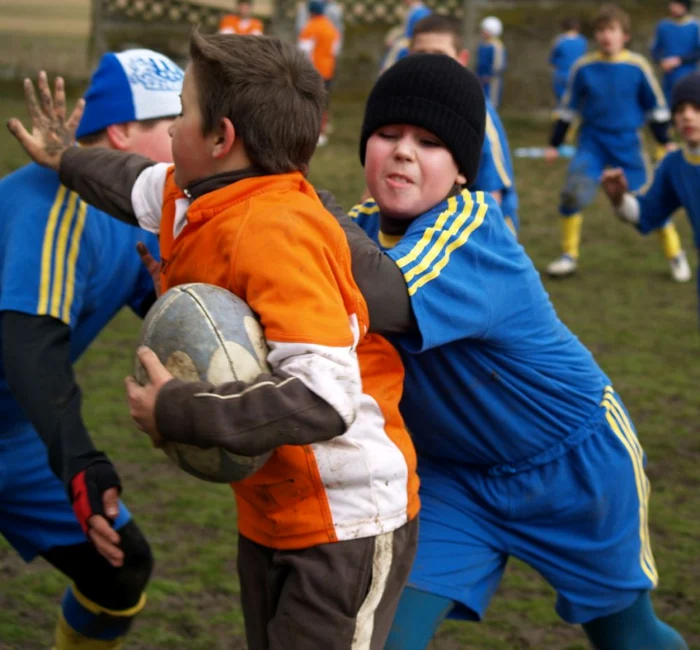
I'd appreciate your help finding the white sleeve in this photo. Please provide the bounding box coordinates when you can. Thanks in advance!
[130,163,170,234]
[616,193,641,225]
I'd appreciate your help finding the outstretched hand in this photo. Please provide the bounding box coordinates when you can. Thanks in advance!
[6,71,84,171]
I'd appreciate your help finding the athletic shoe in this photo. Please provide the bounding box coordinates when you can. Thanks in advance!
[546,254,578,277]
[669,250,692,283]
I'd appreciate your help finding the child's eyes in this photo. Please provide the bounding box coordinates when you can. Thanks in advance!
[378,131,399,139]
[420,139,441,147]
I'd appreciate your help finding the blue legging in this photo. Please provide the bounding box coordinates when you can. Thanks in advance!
[384,588,687,650]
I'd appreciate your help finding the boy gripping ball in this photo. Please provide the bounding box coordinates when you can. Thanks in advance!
[603,71,700,322]
[346,53,688,650]
[8,33,419,650]
[546,4,690,283]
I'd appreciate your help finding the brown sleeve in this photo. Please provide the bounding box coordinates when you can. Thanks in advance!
[59,147,156,226]
[154,370,346,456]
[316,190,416,334]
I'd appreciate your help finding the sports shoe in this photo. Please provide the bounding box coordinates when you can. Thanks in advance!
[546,254,578,277]
[669,250,692,283]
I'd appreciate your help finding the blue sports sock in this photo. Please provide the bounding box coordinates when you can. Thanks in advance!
[384,587,455,650]
[582,591,688,650]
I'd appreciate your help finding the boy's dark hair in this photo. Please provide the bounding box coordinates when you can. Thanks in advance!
[189,31,324,174]
[593,4,631,35]
[561,17,580,32]
[411,14,463,52]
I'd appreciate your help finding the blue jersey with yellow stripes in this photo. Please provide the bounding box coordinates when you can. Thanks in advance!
[477,38,506,107]
[0,163,158,430]
[350,190,610,465]
[558,50,669,132]
[474,99,519,230]
[549,33,588,100]
[634,148,700,249]
[651,16,700,101]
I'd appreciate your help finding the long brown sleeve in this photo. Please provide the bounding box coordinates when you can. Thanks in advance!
[59,147,156,225]
[316,190,415,334]
[155,370,346,456]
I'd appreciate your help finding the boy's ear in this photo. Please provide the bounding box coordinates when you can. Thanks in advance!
[458,49,470,66]
[623,32,631,44]
[457,172,467,186]
[212,117,236,160]
[105,123,131,151]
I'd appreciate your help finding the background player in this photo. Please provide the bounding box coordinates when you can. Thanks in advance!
[602,72,700,322]
[0,49,182,649]
[549,17,588,104]
[477,16,506,108]
[218,1,264,35]
[545,4,690,282]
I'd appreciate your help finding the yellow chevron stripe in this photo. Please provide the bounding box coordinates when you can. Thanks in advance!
[395,196,458,270]
[61,200,88,324]
[408,194,488,296]
[49,191,78,318]
[601,391,658,585]
[348,202,379,220]
[37,185,67,314]
[71,583,147,618]
[403,194,474,284]
[485,113,512,188]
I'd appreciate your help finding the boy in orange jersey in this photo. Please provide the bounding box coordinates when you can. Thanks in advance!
[9,33,419,650]
[298,0,340,145]
[218,0,263,35]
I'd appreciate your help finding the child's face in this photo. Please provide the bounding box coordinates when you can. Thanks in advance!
[594,22,629,55]
[669,2,688,18]
[365,124,466,220]
[168,65,216,189]
[410,32,469,66]
[674,102,700,147]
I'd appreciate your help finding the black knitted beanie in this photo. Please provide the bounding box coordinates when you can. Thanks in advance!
[360,54,486,183]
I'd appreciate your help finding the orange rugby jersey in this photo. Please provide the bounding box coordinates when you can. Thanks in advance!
[218,14,264,35]
[133,167,419,549]
[298,15,340,80]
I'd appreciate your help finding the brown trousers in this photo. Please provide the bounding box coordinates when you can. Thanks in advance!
[238,518,418,650]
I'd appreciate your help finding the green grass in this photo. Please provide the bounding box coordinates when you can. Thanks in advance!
[0,89,699,649]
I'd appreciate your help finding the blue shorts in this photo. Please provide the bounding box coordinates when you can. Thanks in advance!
[0,422,131,561]
[407,388,657,625]
[559,127,651,216]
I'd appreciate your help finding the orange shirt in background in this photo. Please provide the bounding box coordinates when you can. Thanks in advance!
[218,14,264,35]
[298,15,340,80]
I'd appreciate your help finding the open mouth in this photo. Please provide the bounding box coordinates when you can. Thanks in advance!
[387,173,414,186]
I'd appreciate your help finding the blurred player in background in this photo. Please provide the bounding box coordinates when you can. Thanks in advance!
[380,0,432,72]
[218,1,264,35]
[603,72,700,321]
[546,4,690,283]
[650,0,700,107]
[477,16,506,108]
[410,14,520,235]
[0,49,182,649]
[298,0,341,145]
[549,17,588,104]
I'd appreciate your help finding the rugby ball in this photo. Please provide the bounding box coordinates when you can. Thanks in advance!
[134,283,272,483]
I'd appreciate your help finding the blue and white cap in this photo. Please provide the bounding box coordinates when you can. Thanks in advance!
[77,49,184,138]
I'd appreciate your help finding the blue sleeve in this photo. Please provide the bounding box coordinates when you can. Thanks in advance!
[128,233,160,315]
[0,185,90,328]
[477,44,492,77]
[475,111,512,192]
[385,192,497,351]
[635,154,682,234]
[549,39,560,67]
[558,63,584,117]
[638,61,668,116]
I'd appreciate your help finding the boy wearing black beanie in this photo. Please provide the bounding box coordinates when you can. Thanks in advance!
[349,54,688,650]
[603,70,700,322]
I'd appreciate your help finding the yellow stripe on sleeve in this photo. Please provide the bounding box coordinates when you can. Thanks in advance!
[485,114,512,188]
[407,193,489,296]
[49,191,79,319]
[348,201,379,220]
[395,196,458,270]
[601,388,658,585]
[635,53,667,109]
[61,200,88,324]
[403,194,474,284]
[37,185,67,314]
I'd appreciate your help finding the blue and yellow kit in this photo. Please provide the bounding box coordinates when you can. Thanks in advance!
[549,32,588,101]
[476,38,506,108]
[351,190,659,624]
[651,15,700,105]
[474,98,519,233]
[0,163,157,560]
